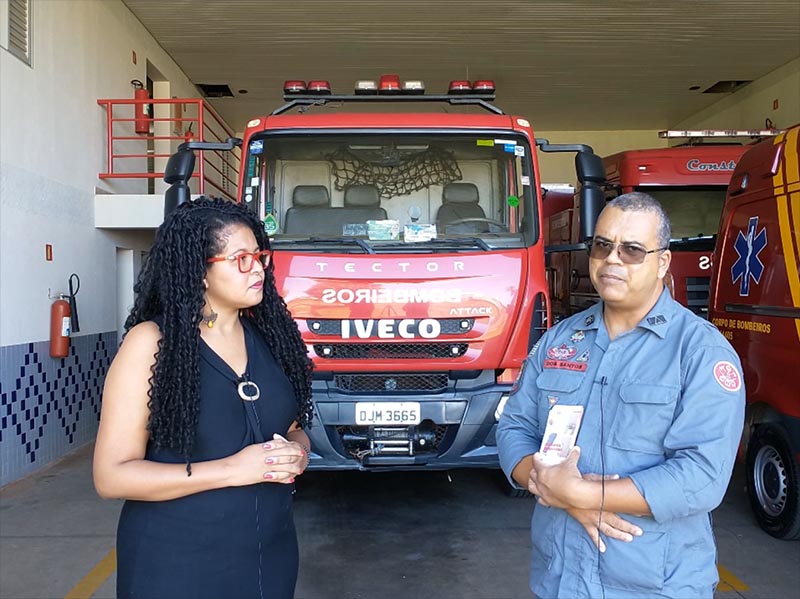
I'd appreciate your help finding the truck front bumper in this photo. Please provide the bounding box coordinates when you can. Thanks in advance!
[304,372,509,471]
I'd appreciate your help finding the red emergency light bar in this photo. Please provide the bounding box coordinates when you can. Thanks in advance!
[378,74,401,94]
[448,80,473,94]
[306,80,332,95]
[284,79,332,95]
[274,75,500,115]
[472,80,496,94]
[283,80,307,95]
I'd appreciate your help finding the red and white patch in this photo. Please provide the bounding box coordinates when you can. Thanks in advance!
[547,344,577,360]
[713,361,742,392]
[544,359,587,372]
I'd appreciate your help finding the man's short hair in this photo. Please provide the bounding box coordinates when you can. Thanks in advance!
[606,192,671,249]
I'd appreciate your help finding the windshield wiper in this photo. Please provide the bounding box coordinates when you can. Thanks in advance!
[270,237,375,254]
[380,237,492,251]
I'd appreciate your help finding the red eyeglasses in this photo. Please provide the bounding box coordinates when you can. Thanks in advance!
[207,250,272,273]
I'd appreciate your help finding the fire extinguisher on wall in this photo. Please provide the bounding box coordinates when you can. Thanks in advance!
[131,79,150,135]
[50,274,81,359]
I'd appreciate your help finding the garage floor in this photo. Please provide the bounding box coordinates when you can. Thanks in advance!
[1,443,798,599]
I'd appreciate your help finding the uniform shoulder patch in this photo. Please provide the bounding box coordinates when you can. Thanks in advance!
[713,360,742,392]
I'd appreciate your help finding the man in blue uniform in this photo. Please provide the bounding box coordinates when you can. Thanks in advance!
[497,192,745,598]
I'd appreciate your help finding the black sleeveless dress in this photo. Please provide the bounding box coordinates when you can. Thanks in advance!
[116,318,299,599]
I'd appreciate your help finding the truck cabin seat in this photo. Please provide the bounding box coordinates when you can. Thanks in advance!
[343,184,388,222]
[283,185,334,235]
[436,183,489,234]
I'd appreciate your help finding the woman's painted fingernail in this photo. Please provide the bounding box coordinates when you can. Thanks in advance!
[264,473,274,479]
[288,477,295,483]
[263,443,272,449]
[265,457,275,464]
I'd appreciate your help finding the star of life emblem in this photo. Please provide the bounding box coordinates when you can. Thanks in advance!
[731,216,767,296]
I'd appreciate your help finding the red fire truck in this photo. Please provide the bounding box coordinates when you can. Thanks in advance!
[708,124,800,539]
[164,75,605,473]
[546,131,785,321]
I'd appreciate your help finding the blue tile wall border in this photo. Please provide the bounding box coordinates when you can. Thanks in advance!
[0,332,117,486]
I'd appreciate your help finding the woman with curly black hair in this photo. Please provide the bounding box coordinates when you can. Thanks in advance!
[93,196,314,599]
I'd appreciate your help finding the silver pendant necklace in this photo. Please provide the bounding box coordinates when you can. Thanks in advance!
[235,322,260,401]
[237,378,260,401]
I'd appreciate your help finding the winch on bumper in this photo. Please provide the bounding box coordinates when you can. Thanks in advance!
[303,370,511,470]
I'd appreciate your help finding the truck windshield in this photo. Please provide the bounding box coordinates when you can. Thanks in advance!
[242,132,535,249]
[637,186,726,245]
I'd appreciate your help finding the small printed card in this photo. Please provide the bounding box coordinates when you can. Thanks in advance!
[539,405,584,464]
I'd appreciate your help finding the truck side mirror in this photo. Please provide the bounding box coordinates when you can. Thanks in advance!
[578,184,604,241]
[575,152,605,184]
[164,149,196,217]
[575,153,605,241]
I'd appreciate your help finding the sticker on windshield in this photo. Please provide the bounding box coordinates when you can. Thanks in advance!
[521,175,531,186]
[476,139,494,147]
[249,139,264,155]
[514,146,525,157]
[263,214,278,236]
[507,195,520,207]
[503,143,516,153]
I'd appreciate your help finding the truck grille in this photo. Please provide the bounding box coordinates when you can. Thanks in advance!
[308,318,474,336]
[685,276,710,318]
[333,373,449,393]
[314,343,468,360]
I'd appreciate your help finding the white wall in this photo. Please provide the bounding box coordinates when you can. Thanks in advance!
[0,0,204,346]
[672,57,800,132]
[532,56,799,184]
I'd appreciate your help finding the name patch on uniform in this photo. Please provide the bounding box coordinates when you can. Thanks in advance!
[713,360,742,392]
[547,344,577,360]
[544,359,587,372]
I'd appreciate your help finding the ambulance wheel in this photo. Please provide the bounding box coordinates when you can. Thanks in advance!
[745,424,800,540]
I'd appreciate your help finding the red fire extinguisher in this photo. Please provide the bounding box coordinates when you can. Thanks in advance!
[50,294,71,358]
[131,79,150,135]
[50,274,80,359]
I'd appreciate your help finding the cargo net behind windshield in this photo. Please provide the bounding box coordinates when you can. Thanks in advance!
[327,146,462,199]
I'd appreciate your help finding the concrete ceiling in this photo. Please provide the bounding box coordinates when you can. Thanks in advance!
[123,0,800,132]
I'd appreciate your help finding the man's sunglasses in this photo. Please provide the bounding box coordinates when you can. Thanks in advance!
[207,250,272,273]
[587,238,668,265]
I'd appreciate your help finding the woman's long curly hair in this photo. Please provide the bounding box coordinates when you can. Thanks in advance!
[125,196,314,467]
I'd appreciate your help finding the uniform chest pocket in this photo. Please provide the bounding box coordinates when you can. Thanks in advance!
[535,370,586,437]
[609,382,679,455]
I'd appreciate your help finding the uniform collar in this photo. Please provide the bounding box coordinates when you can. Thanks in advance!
[575,300,603,331]
[575,286,675,338]
[637,286,675,338]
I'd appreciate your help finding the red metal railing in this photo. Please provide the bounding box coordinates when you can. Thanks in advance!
[96,97,240,200]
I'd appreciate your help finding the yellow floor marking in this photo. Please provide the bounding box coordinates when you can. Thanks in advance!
[717,563,749,592]
[64,549,117,599]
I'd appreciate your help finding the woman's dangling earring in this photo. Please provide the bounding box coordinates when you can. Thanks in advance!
[202,298,218,329]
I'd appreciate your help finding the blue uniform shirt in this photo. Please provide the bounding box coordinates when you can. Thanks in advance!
[497,288,745,599]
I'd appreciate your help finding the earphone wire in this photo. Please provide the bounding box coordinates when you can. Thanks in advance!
[598,376,607,599]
